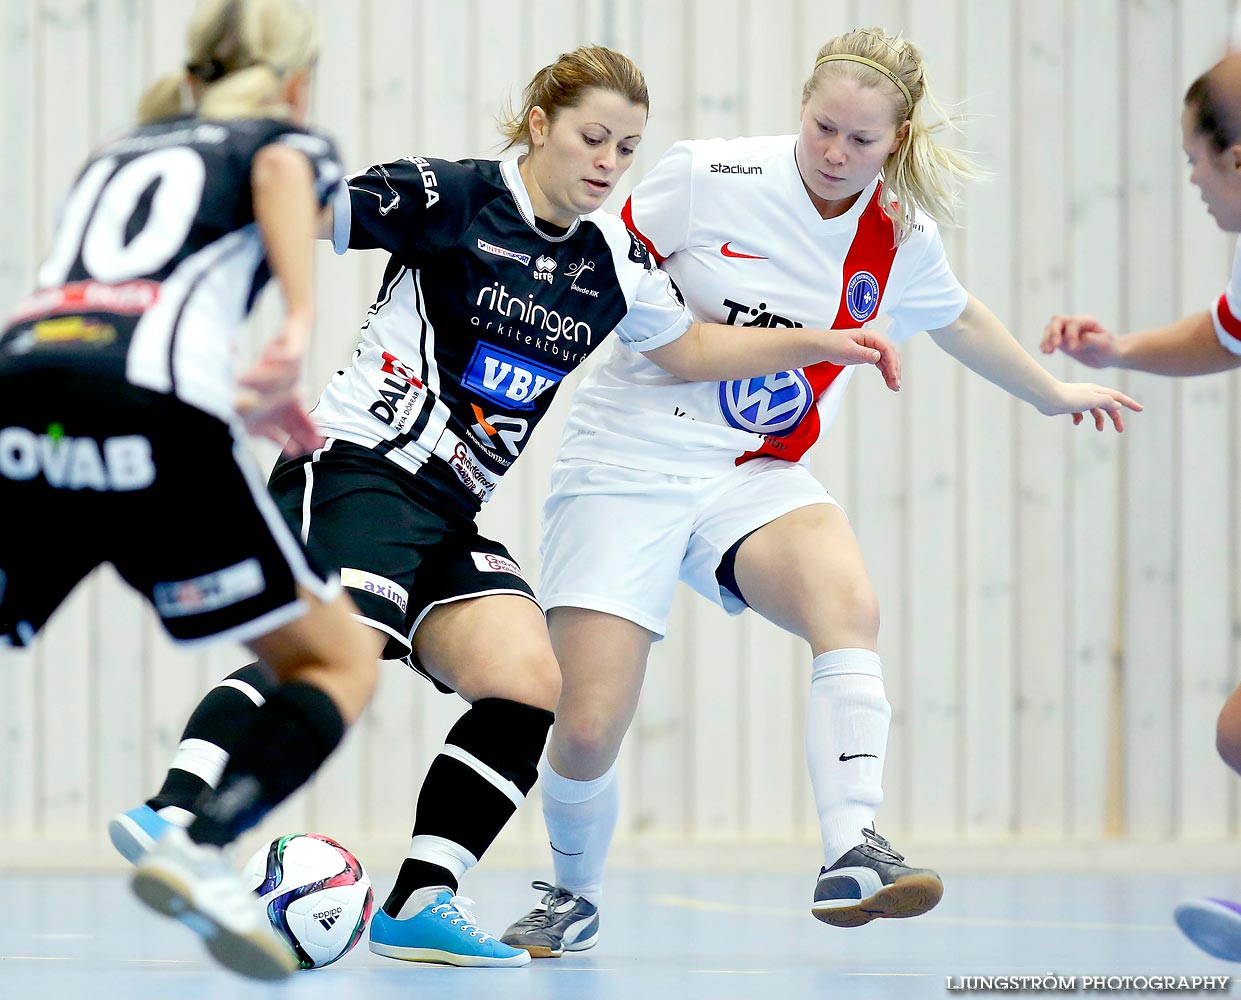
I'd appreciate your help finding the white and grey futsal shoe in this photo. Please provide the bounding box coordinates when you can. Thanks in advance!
[812,826,943,928]
[500,880,600,958]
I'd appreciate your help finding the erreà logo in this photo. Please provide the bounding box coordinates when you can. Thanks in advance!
[533,255,557,284]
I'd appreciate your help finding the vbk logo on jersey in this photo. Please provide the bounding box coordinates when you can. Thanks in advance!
[846,270,881,322]
[464,343,562,411]
[718,369,814,436]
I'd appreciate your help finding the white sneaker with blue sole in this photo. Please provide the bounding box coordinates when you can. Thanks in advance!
[132,826,296,981]
[1175,898,1241,961]
[369,889,531,967]
[108,805,174,865]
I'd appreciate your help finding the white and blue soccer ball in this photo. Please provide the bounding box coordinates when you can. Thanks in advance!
[243,832,374,970]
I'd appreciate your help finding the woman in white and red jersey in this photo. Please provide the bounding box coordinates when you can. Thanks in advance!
[501,26,1142,957]
[1042,50,1241,965]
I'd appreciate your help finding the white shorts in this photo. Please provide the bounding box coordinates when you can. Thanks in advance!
[539,456,838,638]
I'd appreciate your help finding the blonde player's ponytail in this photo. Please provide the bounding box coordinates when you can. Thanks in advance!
[136,0,318,125]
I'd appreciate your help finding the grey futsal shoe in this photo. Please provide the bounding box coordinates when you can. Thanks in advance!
[811,826,943,928]
[500,880,600,958]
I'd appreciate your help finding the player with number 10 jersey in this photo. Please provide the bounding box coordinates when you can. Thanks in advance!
[2,117,343,425]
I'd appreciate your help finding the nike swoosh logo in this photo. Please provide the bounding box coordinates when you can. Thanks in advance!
[839,753,879,761]
[720,241,768,260]
[551,843,585,857]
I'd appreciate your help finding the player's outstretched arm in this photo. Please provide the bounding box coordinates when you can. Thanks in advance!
[642,321,902,390]
[1042,310,1241,377]
[237,142,322,454]
[929,295,1142,432]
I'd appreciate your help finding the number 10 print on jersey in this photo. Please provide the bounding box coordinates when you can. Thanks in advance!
[1,117,343,422]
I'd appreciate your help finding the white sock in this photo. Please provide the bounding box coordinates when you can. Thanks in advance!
[806,648,890,867]
[539,759,619,906]
[154,805,194,826]
[397,884,454,919]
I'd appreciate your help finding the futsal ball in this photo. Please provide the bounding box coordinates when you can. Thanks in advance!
[243,833,374,970]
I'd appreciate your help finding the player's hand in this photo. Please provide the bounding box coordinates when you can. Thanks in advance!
[1040,314,1121,369]
[1039,381,1143,432]
[820,328,901,391]
[235,319,323,455]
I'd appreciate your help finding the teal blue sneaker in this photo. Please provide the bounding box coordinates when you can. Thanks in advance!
[369,890,531,967]
[108,805,173,865]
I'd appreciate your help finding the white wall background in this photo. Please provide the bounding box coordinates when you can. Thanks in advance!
[2,0,1240,870]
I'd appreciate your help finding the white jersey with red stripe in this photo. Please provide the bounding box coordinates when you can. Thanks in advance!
[555,134,969,477]
[1212,239,1241,354]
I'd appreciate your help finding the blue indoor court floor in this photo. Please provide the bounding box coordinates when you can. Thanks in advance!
[2,868,1237,1000]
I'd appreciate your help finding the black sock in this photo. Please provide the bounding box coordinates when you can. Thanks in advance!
[187,680,345,847]
[382,698,553,917]
[389,858,459,900]
[147,662,276,814]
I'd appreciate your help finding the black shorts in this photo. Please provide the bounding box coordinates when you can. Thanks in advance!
[269,439,538,690]
[0,367,337,647]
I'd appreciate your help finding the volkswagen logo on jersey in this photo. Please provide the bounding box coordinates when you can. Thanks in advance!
[718,369,813,437]
[846,270,881,322]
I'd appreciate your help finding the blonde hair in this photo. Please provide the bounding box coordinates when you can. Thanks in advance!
[137,0,318,125]
[497,46,649,151]
[803,27,979,244]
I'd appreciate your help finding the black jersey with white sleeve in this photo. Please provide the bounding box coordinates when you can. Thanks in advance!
[311,154,692,514]
[0,115,343,423]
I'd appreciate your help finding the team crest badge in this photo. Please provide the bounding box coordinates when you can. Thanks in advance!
[846,270,880,322]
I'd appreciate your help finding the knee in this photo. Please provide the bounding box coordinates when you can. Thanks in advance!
[335,652,379,719]
[553,709,625,770]
[809,577,880,648]
[351,653,380,701]
[843,580,881,640]
[458,648,562,712]
[524,651,563,711]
